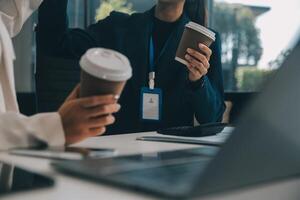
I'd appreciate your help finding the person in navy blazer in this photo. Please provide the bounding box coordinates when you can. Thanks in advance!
[37,0,226,135]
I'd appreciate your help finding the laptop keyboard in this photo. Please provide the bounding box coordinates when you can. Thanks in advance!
[110,158,211,194]
[53,147,219,196]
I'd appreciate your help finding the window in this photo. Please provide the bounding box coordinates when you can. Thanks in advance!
[13,13,38,93]
[16,0,298,93]
[67,0,299,92]
[212,0,300,91]
[67,0,155,28]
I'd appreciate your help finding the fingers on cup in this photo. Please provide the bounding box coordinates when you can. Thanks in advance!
[187,48,210,69]
[74,84,81,94]
[65,84,81,101]
[185,54,203,70]
[185,54,192,63]
[88,104,121,118]
[89,115,115,128]
[198,43,212,59]
[197,64,208,75]
[187,63,201,77]
[80,95,117,108]
[89,127,106,136]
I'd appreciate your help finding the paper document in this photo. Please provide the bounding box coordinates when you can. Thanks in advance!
[137,127,234,146]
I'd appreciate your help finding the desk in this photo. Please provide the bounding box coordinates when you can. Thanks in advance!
[1,132,300,200]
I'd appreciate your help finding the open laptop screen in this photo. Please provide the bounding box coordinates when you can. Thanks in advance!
[196,37,300,195]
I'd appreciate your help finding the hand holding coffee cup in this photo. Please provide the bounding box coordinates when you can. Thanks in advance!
[185,43,213,81]
[62,48,132,142]
[59,85,121,145]
[175,22,215,82]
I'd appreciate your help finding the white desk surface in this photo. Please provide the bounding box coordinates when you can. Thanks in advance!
[1,132,300,200]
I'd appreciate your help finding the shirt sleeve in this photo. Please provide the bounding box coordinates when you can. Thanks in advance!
[36,0,124,59]
[186,32,226,124]
[37,0,99,59]
[0,112,65,151]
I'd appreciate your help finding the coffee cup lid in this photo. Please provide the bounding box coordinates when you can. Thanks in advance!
[80,48,132,82]
[186,22,216,41]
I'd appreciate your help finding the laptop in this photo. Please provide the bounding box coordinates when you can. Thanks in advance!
[53,38,300,199]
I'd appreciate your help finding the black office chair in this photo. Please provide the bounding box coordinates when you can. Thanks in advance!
[35,56,80,112]
[17,93,37,116]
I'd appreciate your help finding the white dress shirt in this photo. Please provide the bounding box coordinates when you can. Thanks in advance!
[0,0,65,150]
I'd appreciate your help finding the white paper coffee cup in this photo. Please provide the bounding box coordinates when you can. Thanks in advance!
[80,48,132,97]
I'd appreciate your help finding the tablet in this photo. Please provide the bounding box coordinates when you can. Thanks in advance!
[0,162,54,196]
[10,147,116,160]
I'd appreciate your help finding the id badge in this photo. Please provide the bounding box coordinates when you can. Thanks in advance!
[140,87,162,121]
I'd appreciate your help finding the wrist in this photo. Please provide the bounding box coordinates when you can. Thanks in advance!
[188,76,206,90]
[188,71,205,82]
[189,75,203,82]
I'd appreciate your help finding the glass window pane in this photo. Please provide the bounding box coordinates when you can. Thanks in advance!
[65,0,300,92]
[67,0,155,27]
[67,0,85,28]
[93,0,155,22]
[212,0,300,91]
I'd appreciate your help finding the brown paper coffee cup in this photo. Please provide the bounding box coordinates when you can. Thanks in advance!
[176,22,216,66]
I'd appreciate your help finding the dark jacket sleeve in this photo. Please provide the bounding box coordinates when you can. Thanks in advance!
[187,32,226,123]
[36,0,128,59]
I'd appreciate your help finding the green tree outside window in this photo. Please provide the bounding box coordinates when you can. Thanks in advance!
[95,0,134,21]
[213,2,265,90]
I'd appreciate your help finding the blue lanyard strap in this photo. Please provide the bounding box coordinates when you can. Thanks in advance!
[149,36,155,73]
[148,21,175,89]
[149,36,155,89]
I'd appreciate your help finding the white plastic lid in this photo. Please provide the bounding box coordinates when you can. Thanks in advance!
[186,22,216,41]
[80,48,132,82]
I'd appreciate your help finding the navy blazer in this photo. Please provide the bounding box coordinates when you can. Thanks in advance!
[37,0,226,134]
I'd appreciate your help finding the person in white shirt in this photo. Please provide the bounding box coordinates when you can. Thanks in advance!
[0,0,120,150]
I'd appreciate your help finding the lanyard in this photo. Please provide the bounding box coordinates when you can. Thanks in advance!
[148,32,174,90]
[149,36,155,89]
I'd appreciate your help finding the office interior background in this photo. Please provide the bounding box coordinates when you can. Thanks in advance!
[13,0,299,116]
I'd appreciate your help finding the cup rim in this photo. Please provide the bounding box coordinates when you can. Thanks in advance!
[80,48,132,82]
[185,22,216,41]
